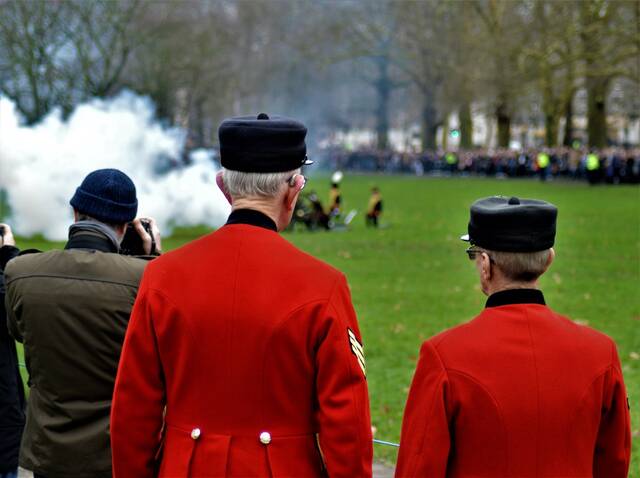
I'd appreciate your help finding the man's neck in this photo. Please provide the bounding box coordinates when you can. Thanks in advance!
[231,199,280,230]
[485,280,539,296]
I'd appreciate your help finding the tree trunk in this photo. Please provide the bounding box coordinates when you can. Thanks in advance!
[191,97,206,149]
[580,1,608,148]
[536,0,557,148]
[375,56,391,150]
[459,102,473,149]
[586,78,608,148]
[150,80,173,124]
[441,120,449,150]
[543,69,559,147]
[545,113,559,147]
[421,97,438,151]
[562,94,574,146]
[562,32,576,147]
[496,102,511,148]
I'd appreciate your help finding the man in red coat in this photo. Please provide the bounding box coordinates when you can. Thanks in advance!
[396,196,630,477]
[111,113,372,477]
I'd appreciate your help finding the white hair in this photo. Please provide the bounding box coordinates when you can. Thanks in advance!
[488,248,552,282]
[222,167,299,198]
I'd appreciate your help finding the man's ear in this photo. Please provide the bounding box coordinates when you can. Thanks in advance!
[544,247,555,272]
[216,171,232,205]
[284,175,305,211]
[481,252,492,281]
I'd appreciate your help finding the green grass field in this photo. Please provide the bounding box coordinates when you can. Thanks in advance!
[8,175,640,471]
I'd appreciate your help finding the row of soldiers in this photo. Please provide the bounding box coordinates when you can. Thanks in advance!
[326,146,640,184]
[0,113,631,478]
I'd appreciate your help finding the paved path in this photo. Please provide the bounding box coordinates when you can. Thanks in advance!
[21,464,395,477]
[373,461,396,477]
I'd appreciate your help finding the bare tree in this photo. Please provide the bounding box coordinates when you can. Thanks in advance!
[578,0,639,147]
[470,0,529,148]
[0,0,146,123]
[1,0,636,149]
[65,0,143,99]
[521,1,580,146]
[393,1,451,150]
[0,1,72,122]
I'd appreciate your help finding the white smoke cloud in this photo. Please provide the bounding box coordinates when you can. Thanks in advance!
[0,91,230,240]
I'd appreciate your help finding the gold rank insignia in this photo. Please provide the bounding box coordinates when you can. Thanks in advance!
[348,328,366,377]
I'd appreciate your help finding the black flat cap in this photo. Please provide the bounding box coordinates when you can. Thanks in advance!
[218,113,312,172]
[461,196,558,252]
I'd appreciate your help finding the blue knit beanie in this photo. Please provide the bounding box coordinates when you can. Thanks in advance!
[70,169,138,224]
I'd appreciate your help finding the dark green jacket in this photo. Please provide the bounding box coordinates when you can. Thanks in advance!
[0,245,25,473]
[4,228,152,478]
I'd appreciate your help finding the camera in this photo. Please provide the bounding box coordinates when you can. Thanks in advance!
[120,220,155,256]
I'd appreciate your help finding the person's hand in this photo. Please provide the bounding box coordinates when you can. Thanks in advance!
[0,223,15,247]
[133,217,162,255]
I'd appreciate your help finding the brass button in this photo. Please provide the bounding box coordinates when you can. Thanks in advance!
[191,428,201,440]
[259,431,271,445]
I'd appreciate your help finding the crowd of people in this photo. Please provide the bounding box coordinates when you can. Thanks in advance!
[0,113,631,478]
[322,146,640,184]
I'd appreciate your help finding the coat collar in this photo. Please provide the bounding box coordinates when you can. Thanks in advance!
[65,228,118,253]
[485,288,546,308]
[225,209,277,232]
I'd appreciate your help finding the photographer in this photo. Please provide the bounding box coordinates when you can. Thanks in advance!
[0,225,24,478]
[3,169,161,478]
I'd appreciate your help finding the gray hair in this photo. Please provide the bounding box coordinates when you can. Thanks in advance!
[488,248,552,282]
[222,168,299,198]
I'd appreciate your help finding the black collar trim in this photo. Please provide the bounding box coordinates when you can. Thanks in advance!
[485,288,546,308]
[226,209,277,232]
[65,233,118,253]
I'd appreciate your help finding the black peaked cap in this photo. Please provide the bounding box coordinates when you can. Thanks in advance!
[463,196,558,252]
[218,113,311,173]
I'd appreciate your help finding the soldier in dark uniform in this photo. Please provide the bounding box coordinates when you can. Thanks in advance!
[397,196,630,477]
[308,191,330,230]
[289,191,330,231]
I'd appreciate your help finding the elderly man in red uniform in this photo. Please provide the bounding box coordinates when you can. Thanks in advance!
[111,113,372,477]
[396,196,630,477]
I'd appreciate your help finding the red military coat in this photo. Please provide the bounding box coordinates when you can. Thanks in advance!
[111,210,372,477]
[396,289,630,478]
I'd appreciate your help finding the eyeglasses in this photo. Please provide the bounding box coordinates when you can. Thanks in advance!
[466,246,495,263]
[287,173,307,191]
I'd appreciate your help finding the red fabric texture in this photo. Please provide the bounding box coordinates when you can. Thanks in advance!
[111,224,372,477]
[396,303,631,478]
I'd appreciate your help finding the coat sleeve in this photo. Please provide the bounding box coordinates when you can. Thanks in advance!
[111,279,167,478]
[0,246,20,270]
[315,274,373,478]
[3,253,24,343]
[395,340,451,478]
[593,342,631,478]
